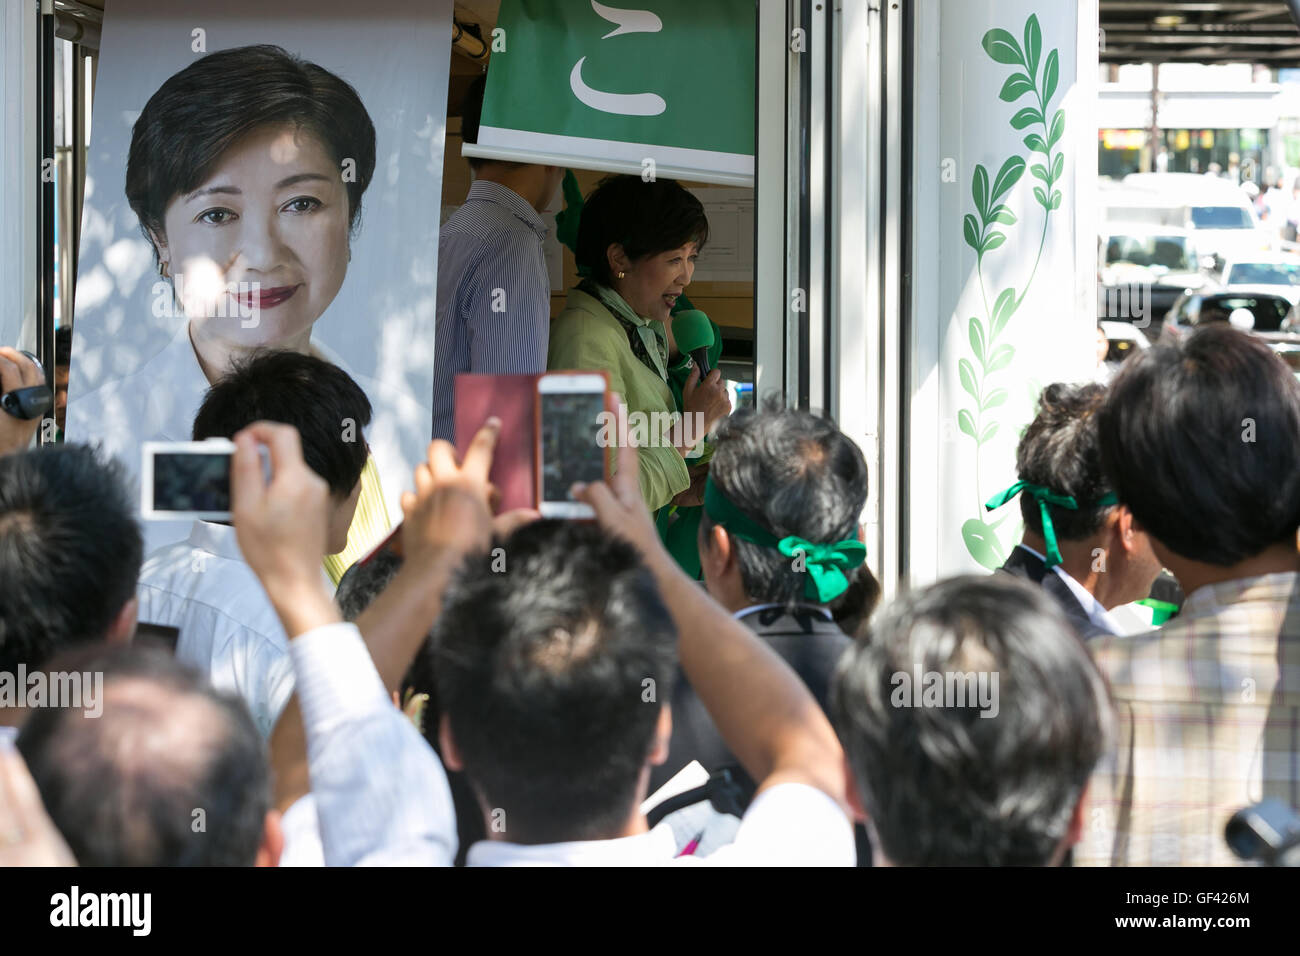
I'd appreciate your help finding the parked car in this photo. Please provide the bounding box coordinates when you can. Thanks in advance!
[1215,253,1300,306]
[1162,288,1300,378]
[1097,226,1208,335]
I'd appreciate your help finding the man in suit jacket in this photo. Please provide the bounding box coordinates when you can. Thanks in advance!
[649,403,875,797]
[989,382,1163,640]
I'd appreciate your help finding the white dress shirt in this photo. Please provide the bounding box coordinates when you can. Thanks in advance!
[278,795,325,868]
[466,783,855,867]
[137,520,300,738]
[290,621,457,866]
[733,603,833,622]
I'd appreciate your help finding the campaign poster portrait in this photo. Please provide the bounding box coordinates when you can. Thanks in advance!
[66,0,453,565]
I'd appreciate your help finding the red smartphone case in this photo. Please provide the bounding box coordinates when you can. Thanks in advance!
[455,372,542,512]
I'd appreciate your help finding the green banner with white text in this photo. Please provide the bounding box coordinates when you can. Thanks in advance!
[469,0,756,186]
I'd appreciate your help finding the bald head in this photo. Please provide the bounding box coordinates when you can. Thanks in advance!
[17,644,272,866]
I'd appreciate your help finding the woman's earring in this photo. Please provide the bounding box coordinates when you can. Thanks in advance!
[616,271,626,279]
[160,261,170,279]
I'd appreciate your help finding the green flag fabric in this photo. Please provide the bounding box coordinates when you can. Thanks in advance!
[471,0,756,186]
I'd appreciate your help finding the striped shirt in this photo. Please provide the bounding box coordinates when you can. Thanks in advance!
[432,180,550,441]
[1076,571,1300,866]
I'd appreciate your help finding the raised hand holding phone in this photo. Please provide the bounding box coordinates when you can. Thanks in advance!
[537,372,609,519]
[230,421,338,638]
[399,418,499,569]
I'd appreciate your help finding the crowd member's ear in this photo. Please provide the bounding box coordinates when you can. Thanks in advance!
[1058,780,1091,863]
[842,754,868,824]
[1115,505,1141,557]
[438,714,465,772]
[107,597,139,645]
[698,523,731,581]
[255,809,285,867]
[717,527,739,575]
[647,706,672,767]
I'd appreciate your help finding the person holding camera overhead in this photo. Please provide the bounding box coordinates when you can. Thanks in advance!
[548,176,731,570]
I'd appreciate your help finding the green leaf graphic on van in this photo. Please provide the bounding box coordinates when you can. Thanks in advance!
[957,15,1067,569]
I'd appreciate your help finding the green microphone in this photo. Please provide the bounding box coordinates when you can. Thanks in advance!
[671,309,715,376]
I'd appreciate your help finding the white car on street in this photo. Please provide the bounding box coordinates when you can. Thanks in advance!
[1216,253,1300,306]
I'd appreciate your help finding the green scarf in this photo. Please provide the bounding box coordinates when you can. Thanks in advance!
[578,279,670,383]
[703,476,865,603]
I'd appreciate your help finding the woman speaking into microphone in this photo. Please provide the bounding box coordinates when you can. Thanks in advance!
[548,175,731,563]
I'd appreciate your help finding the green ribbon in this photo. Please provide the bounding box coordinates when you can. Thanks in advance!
[984,481,1118,569]
[704,476,865,603]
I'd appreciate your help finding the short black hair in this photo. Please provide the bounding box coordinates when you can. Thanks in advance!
[18,643,270,867]
[336,550,400,621]
[126,44,376,267]
[1015,382,1113,541]
[702,401,869,608]
[831,575,1113,866]
[575,175,709,286]
[191,349,371,498]
[0,444,142,673]
[1097,324,1300,564]
[433,520,677,844]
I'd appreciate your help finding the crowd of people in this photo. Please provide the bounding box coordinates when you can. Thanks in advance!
[1,315,1298,867]
[1,60,1298,867]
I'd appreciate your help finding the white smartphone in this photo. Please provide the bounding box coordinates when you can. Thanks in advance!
[536,372,609,519]
[140,439,266,522]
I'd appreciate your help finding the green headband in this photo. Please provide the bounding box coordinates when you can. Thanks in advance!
[984,480,1119,568]
[704,476,866,603]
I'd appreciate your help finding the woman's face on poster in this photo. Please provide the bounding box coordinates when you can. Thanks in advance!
[155,123,350,347]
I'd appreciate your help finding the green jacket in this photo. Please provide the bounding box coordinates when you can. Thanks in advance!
[548,284,692,512]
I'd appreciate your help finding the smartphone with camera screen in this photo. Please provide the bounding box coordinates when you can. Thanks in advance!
[536,372,609,519]
[140,439,268,521]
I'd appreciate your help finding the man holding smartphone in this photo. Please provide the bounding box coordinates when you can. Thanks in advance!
[136,350,373,737]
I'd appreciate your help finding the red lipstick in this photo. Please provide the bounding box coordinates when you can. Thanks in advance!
[239,284,299,311]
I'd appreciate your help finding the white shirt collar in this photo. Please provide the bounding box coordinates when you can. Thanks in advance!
[1016,543,1122,635]
[179,519,334,590]
[187,519,247,562]
[733,602,833,622]
[466,822,679,866]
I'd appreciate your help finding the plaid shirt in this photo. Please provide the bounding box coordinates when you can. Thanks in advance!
[1076,571,1300,866]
